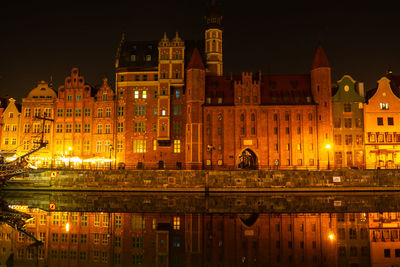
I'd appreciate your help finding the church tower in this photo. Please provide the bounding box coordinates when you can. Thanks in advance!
[185,49,205,169]
[204,0,223,76]
[311,45,333,169]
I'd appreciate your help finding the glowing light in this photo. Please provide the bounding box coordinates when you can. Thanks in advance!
[65,222,70,232]
[325,144,331,149]
[328,233,335,240]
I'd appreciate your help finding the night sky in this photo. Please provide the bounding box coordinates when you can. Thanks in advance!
[1,1,400,101]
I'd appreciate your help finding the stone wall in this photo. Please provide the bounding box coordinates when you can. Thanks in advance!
[6,169,400,192]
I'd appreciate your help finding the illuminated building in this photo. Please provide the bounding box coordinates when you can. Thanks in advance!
[332,75,365,168]
[19,81,57,166]
[364,73,400,169]
[0,98,21,158]
[115,2,333,170]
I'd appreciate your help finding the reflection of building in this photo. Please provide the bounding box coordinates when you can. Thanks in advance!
[19,81,57,166]
[0,209,343,267]
[332,75,365,169]
[336,213,370,267]
[0,98,21,157]
[364,73,400,169]
[369,212,400,267]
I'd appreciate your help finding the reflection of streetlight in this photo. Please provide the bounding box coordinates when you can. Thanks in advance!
[68,147,72,169]
[325,144,331,170]
[109,144,113,170]
[65,222,70,232]
[207,145,215,170]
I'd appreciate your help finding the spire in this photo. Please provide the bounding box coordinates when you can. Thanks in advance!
[187,48,205,70]
[311,45,330,70]
[205,0,223,30]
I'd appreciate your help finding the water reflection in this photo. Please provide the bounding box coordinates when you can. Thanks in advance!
[2,208,400,266]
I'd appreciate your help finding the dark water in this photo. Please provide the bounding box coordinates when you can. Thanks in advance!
[1,191,400,267]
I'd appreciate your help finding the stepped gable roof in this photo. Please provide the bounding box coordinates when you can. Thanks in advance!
[187,48,205,69]
[260,74,314,105]
[311,45,330,70]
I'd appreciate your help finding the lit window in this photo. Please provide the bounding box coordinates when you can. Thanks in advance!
[173,216,180,230]
[133,139,146,153]
[380,103,389,110]
[153,140,157,151]
[174,140,181,153]
[134,91,139,99]
[142,90,147,99]
[162,109,166,116]
[175,90,180,98]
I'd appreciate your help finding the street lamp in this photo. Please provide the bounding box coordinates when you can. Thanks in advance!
[109,144,114,170]
[207,145,215,170]
[68,147,72,169]
[325,144,331,170]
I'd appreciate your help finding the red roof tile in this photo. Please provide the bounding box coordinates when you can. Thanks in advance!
[187,48,205,69]
[311,45,330,69]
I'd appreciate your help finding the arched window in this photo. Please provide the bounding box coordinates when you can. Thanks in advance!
[240,114,245,122]
[251,114,255,121]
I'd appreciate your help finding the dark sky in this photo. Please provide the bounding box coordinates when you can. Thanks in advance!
[1,1,400,101]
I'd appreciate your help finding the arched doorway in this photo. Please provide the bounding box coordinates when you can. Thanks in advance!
[238,149,258,169]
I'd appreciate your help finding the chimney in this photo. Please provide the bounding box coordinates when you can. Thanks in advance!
[357,82,365,97]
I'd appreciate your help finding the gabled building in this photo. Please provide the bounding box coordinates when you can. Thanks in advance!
[0,98,21,157]
[364,73,400,169]
[332,75,365,169]
[19,81,57,166]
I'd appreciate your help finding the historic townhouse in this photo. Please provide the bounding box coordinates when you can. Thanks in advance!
[332,75,365,169]
[0,98,21,157]
[364,73,400,169]
[19,81,57,166]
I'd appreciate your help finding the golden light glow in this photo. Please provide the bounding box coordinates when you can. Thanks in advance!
[328,233,335,240]
[325,144,331,149]
[65,222,70,232]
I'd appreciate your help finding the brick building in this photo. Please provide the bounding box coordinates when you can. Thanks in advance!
[115,2,333,170]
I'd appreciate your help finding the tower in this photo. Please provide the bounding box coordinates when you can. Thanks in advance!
[157,32,185,143]
[185,49,205,169]
[204,0,223,76]
[310,45,333,169]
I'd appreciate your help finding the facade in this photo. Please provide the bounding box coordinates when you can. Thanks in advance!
[19,81,57,166]
[332,75,365,169]
[364,74,400,169]
[0,98,21,157]
[114,2,333,170]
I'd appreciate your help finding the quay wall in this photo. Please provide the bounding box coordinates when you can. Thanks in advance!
[5,169,400,192]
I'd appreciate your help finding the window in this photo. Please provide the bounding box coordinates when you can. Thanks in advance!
[344,103,351,112]
[349,228,357,239]
[134,122,146,132]
[174,140,181,153]
[345,135,353,145]
[384,249,390,258]
[285,127,289,134]
[84,108,91,117]
[133,139,146,153]
[105,124,111,134]
[83,140,90,153]
[132,254,144,265]
[117,106,124,116]
[142,90,147,98]
[161,109,166,116]
[134,91,139,99]
[395,249,400,257]
[97,124,103,134]
[132,237,144,248]
[67,95,73,101]
[174,105,182,115]
[344,118,352,128]
[11,138,16,145]
[173,216,180,230]
[285,114,290,121]
[309,127,313,134]
[380,103,389,110]
[66,108,72,117]
[350,247,357,257]
[96,141,102,152]
[25,108,31,117]
[377,117,383,125]
[65,124,72,133]
[117,140,123,153]
[24,124,30,133]
[114,236,121,247]
[105,107,111,117]
[273,114,278,121]
[117,122,124,133]
[217,97,223,104]
[80,234,87,244]
[355,118,362,128]
[120,75,124,82]
[56,124,63,133]
[76,95,82,101]
[388,117,394,125]
[44,108,51,117]
[145,55,151,61]
[52,233,59,243]
[356,135,363,145]
[97,108,103,118]
[173,122,182,134]
[273,127,278,134]
[84,124,90,133]
[102,93,108,101]
[175,90,180,98]
[135,106,146,116]
[75,124,81,133]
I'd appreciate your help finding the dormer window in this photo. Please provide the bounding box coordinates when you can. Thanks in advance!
[380,103,389,110]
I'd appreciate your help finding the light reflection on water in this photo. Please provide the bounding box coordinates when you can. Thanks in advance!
[1,192,400,266]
